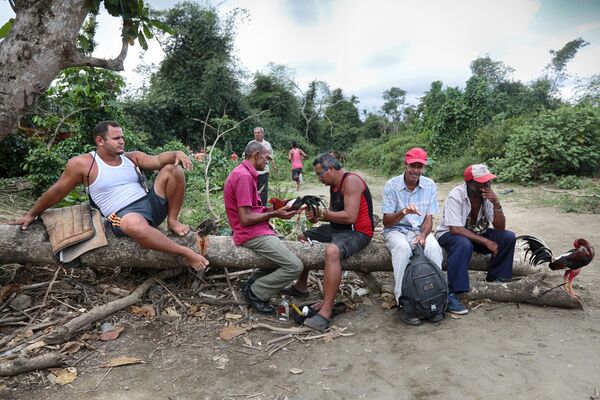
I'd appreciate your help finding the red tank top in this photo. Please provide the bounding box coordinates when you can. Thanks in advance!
[330,172,374,237]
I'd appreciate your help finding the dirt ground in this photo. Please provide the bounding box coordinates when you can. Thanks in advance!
[1,171,599,400]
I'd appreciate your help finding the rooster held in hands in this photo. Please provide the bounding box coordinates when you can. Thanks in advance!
[516,235,595,299]
[268,195,325,215]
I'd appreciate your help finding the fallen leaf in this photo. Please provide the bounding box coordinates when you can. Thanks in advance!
[162,306,181,318]
[101,356,145,368]
[25,341,46,352]
[189,304,208,318]
[225,313,242,320]
[212,354,229,370]
[99,326,124,341]
[289,368,303,375]
[219,325,250,341]
[380,301,393,309]
[130,304,156,319]
[323,334,334,343]
[79,332,98,342]
[50,367,77,385]
[60,341,82,355]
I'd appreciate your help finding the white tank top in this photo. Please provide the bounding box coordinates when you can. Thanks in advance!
[87,152,147,216]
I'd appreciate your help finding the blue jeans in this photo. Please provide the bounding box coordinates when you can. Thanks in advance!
[438,229,516,293]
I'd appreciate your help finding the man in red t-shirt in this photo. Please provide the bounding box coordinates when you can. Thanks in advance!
[283,153,374,331]
[224,142,303,314]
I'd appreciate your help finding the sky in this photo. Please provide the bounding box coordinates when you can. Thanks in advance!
[2,0,600,112]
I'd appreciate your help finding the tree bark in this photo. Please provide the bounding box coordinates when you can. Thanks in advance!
[463,272,583,309]
[0,0,129,143]
[0,352,64,377]
[42,269,184,345]
[0,222,542,275]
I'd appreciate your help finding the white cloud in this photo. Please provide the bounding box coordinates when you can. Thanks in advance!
[2,0,598,111]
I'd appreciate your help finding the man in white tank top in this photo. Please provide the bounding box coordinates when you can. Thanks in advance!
[12,121,209,271]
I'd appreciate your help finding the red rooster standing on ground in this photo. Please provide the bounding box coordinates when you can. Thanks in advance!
[517,235,595,299]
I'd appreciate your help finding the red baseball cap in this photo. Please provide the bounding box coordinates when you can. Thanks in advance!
[464,164,496,183]
[405,147,427,165]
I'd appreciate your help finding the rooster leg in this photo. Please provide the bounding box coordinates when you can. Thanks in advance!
[563,270,582,301]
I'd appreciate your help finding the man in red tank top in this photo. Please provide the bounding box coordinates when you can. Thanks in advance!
[282,153,374,331]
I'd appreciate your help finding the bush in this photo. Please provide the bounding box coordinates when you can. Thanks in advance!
[471,117,519,162]
[556,175,583,189]
[349,130,430,177]
[494,105,600,183]
[0,132,33,178]
[428,153,478,182]
[22,142,67,195]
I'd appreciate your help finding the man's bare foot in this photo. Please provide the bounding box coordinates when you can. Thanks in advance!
[182,250,209,271]
[168,219,190,236]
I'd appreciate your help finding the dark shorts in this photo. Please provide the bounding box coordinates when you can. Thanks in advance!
[303,224,371,260]
[109,187,168,237]
[292,168,303,181]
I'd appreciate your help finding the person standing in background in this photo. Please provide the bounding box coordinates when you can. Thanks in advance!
[247,127,274,206]
[288,141,307,190]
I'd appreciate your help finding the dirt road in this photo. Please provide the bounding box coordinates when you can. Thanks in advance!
[3,172,599,400]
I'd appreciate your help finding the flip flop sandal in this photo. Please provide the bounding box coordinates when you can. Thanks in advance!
[309,301,345,315]
[303,313,331,332]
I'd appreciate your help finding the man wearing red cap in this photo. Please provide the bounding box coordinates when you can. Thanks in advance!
[435,164,516,315]
[382,147,444,326]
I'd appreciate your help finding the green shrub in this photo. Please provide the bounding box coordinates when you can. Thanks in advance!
[350,131,430,176]
[428,153,478,182]
[556,175,583,189]
[471,117,519,162]
[494,105,600,183]
[0,132,33,178]
[22,142,67,195]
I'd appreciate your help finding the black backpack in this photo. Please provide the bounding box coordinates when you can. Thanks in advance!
[399,244,448,319]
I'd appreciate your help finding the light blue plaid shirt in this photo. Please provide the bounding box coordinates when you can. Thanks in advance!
[382,174,440,235]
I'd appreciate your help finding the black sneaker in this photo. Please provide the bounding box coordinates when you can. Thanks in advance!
[426,313,444,323]
[399,308,422,326]
[242,281,275,314]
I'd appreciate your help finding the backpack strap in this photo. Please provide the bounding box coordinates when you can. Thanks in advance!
[84,152,103,216]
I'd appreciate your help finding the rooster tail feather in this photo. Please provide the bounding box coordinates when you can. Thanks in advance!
[516,235,554,266]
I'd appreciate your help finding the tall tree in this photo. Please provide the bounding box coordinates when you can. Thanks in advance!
[545,38,589,94]
[246,66,300,130]
[126,2,245,147]
[0,0,169,143]
[470,56,514,87]
[321,88,361,151]
[295,80,331,142]
[381,86,407,135]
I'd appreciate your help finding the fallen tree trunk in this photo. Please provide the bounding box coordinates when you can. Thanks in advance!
[376,272,583,309]
[463,272,583,309]
[0,223,541,275]
[0,352,64,377]
[42,268,184,345]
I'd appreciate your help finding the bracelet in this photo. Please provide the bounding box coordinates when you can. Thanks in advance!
[493,207,503,212]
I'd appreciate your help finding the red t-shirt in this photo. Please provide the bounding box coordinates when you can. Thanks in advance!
[224,160,275,245]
